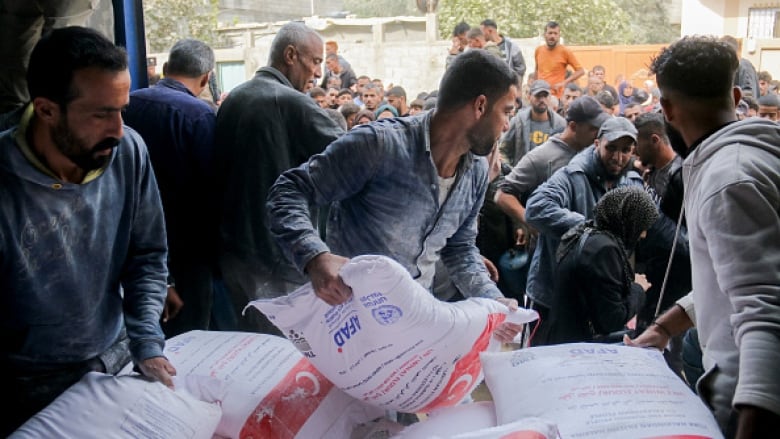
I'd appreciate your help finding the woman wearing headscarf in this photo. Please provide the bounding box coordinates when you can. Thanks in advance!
[541,186,659,345]
[617,80,636,116]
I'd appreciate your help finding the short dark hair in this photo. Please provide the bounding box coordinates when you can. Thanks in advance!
[387,86,406,99]
[743,95,759,111]
[27,26,127,106]
[592,64,606,73]
[453,21,470,37]
[437,49,517,112]
[166,38,214,77]
[565,82,582,93]
[634,111,668,142]
[595,90,615,108]
[480,19,498,29]
[720,35,739,53]
[545,21,560,31]
[338,88,353,98]
[650,35,738,99]
[326,53,339,62]
[354,109,376,122]
[339,101,360,118]
[309,87,326,98]
[466,28,484,40]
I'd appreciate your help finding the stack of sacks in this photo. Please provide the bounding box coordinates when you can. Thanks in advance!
[249,254,538,414]
[11,372,222,439]
[393,401,558,439]
[15,331,384,439]
[393,401,497,438]
[163,330,385,438]
[480,343,725,439]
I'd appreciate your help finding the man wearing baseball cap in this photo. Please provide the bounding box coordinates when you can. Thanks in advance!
[499,79,566,166]
[523,116,644,344]
[495,95,609,303]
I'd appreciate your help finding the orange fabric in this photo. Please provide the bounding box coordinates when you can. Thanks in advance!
[534,44,583,98]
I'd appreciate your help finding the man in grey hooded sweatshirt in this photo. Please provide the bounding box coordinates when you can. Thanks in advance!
[626,35,780,438]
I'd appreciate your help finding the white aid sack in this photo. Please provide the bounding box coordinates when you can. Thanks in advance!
[481,343,724,439]
[164,330,384,439]
[11,372,221,439]
[249,254,538,414]
[447,417,559,439]
[393,401,497,439]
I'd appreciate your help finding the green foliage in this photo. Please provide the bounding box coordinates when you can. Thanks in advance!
[616,0,679,44]
[437,0,676,45]
[342,0,422,17]
[143,0,226,53]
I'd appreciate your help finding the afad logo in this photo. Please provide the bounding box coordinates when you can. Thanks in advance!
[287,329,315,358]
[333,315,362,353]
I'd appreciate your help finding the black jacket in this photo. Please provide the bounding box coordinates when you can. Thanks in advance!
[214,67,344,298]
[545,230,644,344]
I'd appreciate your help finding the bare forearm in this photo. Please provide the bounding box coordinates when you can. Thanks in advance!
[653,303,694,337]
[495,190,526,223]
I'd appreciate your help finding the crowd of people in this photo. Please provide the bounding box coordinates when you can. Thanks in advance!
[0,11,779,438]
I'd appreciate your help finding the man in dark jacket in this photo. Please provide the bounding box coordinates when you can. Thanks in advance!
[124,38,227,337]
[214,22,344,334]
[524,117,644,343]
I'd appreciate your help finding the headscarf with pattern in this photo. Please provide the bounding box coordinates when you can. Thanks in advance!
[556,186,659,269]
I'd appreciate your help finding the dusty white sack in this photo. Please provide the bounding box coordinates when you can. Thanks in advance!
[11,372,221,439]
[393,401,497,438]
[448,417,559,439]
[249,255,537,413]
[164,330,383,439]
[481,343,724,439]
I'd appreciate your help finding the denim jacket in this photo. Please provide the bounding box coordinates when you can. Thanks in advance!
[525,146,643,308]
[267,111,503,299]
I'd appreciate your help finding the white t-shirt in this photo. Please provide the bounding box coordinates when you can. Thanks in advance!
[438,174,457,206]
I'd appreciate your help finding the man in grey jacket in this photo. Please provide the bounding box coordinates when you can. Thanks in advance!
[481,19,526,84]
[499,79,567,166]
[626,35,780,438]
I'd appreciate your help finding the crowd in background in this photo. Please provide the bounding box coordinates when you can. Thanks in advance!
[1,6,779,436]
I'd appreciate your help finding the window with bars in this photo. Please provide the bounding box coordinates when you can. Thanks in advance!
[749,7,780,38]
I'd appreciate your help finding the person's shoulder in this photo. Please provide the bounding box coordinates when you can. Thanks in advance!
[131,85,214,118]
[370,114,427,143]
[698,119,780,182]
[552,110,567,124]
[528,136,568,157]
[116,125,154,164]
[560,45,579,60]
[582,230,622,256]
[563,146,593,169]
[122,125,148,149]
[623,168,644,184]
[515,106,533,120]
